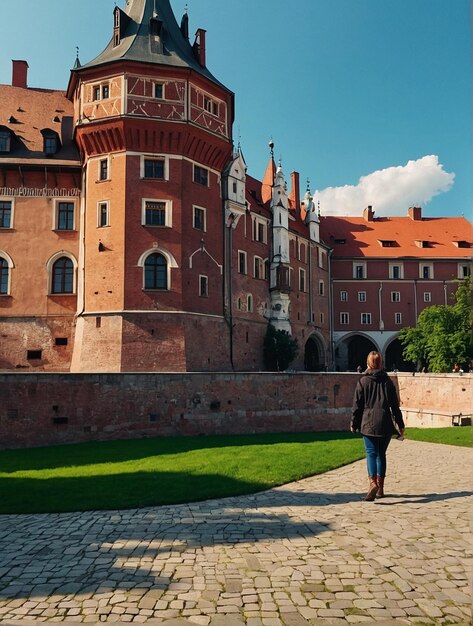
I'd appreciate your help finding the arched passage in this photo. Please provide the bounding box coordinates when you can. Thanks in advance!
[385,338,415,372]
[336,334,378,371]
[304,335,324,371]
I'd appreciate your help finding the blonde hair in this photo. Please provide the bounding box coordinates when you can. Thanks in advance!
[367,351,383,370]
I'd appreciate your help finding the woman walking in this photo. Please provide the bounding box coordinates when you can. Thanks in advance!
[351,351,405,501]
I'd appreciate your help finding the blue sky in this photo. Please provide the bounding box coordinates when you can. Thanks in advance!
[1,0,471,219]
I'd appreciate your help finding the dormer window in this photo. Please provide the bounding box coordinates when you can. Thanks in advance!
[0,129,11,152]
[453,240,472,248]
[42,130,60,155]
[415,240,431,248]
[379,239,397,247]
[150,17,163,37]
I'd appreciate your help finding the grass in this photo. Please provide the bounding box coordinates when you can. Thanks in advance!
[0,428,470,515]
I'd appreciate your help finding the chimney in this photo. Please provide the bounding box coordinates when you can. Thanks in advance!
[193,29,207,66]
[363,205,374,221]
[408,206,422,220]
[12,60,28,88]
[289,171,301,214]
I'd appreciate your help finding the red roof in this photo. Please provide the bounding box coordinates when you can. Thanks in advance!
[321,214,473,258]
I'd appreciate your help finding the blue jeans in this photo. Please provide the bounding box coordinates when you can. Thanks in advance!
[362,435,392,477]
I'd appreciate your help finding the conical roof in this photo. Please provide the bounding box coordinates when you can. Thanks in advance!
[78,0,227,90]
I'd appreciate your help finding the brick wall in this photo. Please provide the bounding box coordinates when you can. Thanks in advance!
[0,372,471,449]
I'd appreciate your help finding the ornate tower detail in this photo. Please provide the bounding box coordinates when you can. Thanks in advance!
[264,143,292,334]
[304,184,320,243]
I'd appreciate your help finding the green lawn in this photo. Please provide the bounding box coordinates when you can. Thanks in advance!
[0,428,470,515]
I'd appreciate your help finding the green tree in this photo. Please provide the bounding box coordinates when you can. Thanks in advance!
[263,324,299,371]
[399,278,473,372]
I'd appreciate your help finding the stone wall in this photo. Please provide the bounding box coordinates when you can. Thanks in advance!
[0,372,471,449]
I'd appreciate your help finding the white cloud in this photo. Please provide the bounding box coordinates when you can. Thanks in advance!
[314,155,455,217]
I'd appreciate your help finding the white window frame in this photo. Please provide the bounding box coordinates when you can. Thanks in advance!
[97,201,110,228]
[193,205,206,232]
[389,262,404,279]
[92,82,110,101]
[458,263,471,279]
[199,274,208,297]
[0,197,14,229]
[298,242,307,263]
[140,155,169,180]
[340,290,348,302]
[203,95,219,116]
[238,250,247,274]
[0,250,14,295]
[99,157,110,181]
[252,216,268,244]
[54,199,76,231]
[318,248,326,269]
[254,256,264,279]
[137,247,178,292]
[46,251,78,295]
[154,82,165,99]
[299,268,306,292]
[247,294,253,312]
[420,263,434,279]
[358,291,366,302]
[395,312,402,324]
[361,312,372,325]
[141,198,172,228]
[353,261,367,279]
[340,312,349,325]
[424,292,432,303]
[391,291,401,302]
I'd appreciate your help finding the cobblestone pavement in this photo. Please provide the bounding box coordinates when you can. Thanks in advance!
[0,439,471,626]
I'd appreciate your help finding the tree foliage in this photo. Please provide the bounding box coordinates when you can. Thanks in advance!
[399,278,473,372]
[263,324,299,371]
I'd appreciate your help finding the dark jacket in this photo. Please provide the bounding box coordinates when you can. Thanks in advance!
[351,369,405,437]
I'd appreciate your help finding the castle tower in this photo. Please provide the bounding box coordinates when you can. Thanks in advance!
[67,0,234,371]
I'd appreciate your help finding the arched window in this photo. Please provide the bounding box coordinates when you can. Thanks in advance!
[52,257,74,294]
[0,257,9,294]
[144,253,168,290]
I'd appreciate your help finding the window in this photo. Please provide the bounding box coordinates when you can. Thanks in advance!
[154,83,164,99]
[193,206,206,231]
[247,294,253,312]
[420,264,433,279]
[340,290,348,302]
[298,242,307,262]
[144,253,168,290]
[44,134,58,155]
[253,217,267,243]
[458,264,471,279]
[395,312,402,324]
[238,250,247,274]
[102,85,109,99]
[204,96,219,116]
[142,200,171,227]
[144,158,165,179]
[361,313,372,325]
[390,263,403,279]
[199,275,208,297]
[353,262,366,279]
[0,201,12,228]
[193,165,209,186]
[318,248,327,269]
[358,291,366,302]
[98,202,109,227]
[99,159,108,181]
[0,130,11,152]
[340,312,349,325]
[56,202,75,230]
[391,291,401,302]
[0,258,9,294]
[299,268,306,292]
[93,86,100,100]
[52,257,74,294]
[254,256,264,279]
[424,292,431,303]
[320,312,324,325]
[319,280,325,296]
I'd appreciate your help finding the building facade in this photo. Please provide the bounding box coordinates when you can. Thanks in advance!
[0,0,331,373]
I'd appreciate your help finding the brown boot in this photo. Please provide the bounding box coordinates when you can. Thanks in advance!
[364,476,378,501]
[376,476,385,498]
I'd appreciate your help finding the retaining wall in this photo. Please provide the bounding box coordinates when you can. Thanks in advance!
[1,372,471,449]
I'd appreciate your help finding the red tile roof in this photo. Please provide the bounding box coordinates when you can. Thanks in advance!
[321,214,473,258]
[0,84,79,162]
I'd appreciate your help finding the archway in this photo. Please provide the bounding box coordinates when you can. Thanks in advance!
[304,336,323,371]
[342,334,378,371]
[385,338,415,372]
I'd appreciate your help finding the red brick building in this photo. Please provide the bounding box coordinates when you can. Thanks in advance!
[321,205,473,371]
[0,0,331,373]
